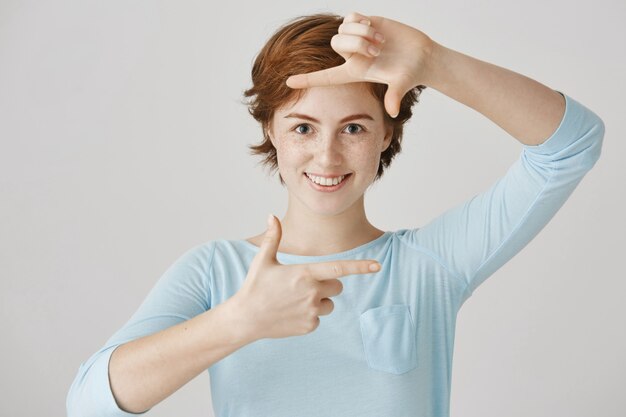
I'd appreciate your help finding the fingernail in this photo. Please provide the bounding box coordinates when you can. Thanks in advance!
[368,45,380,56]
[369,262,381,272]
[267,213,274,227]
[374,32,385,43]
[360,19,371,26]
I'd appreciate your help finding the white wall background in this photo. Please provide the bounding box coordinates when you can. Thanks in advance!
[1,0,624,416]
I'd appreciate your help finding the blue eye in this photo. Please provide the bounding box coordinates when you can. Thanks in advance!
[294,124,312,135]
[344,124,365,134]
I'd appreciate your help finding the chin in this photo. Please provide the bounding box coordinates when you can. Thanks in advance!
[308,195,364,216]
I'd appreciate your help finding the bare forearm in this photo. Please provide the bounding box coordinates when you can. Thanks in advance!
[109,298,253,414]
[424,40,566,146]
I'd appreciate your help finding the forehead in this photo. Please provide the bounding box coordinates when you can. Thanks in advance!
[275,82,383,119]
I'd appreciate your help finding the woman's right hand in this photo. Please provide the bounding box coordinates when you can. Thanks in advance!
[230,215,382,341]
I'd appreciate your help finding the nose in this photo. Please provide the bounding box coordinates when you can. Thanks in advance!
[314,132,343,168]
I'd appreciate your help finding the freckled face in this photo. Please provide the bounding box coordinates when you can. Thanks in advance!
[267,82,393,216]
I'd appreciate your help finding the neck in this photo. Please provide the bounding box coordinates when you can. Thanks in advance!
[277,194,383,256]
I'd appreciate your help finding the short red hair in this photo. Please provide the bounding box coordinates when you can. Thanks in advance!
[243,13,426,185]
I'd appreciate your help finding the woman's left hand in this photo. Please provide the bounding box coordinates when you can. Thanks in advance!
[286,11,435,118]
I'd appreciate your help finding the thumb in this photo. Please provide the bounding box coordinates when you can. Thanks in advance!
[258,214,282,263]
[384,85,405,119]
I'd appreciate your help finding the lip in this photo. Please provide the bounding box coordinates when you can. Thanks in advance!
[305,172,350,178]
[304,172,352,192]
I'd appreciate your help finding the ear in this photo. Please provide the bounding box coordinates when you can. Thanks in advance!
[381,124,393,153]
[265,122,276,147]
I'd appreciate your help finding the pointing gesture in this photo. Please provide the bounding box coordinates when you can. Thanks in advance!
[286,11,434,118]
[231,214,382,342]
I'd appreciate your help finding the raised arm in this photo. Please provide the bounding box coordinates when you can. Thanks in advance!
[423,41,565,146]
[286,11,565,146]
[287,11,605,299]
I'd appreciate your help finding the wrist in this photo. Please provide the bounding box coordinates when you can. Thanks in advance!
[220,295,259,345]
[422,39,448,89]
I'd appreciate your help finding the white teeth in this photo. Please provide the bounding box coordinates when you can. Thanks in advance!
[306,173,346,186]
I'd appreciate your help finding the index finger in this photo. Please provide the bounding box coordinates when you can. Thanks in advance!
[306,259,381,281]
[286,64,356,89]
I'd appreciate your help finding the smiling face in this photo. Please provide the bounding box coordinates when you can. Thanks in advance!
[267,82,393,216]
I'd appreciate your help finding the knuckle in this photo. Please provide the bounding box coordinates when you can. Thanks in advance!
[309,309,319,320]
[309,316,320,332]
[300,264,312,279]
[345,11,358,21]
[357,37,370,50]
[322,298,335,313]
[332,263,343,276]
[307,290,318,305]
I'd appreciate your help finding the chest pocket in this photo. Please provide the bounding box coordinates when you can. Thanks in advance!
[359,304,418,375]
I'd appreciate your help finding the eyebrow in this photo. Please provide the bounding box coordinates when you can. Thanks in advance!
[284,113,375,123]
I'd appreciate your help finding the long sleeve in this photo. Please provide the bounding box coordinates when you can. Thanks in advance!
[406,91,605,301]
[66,242,215,417]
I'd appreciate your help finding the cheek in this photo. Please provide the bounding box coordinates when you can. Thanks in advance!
[275,145,303,170]
[362,144,383,165]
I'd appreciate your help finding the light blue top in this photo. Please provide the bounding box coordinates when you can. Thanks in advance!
[67,92,605,417]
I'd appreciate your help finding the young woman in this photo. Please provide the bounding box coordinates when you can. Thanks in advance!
[67,11,605,417]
